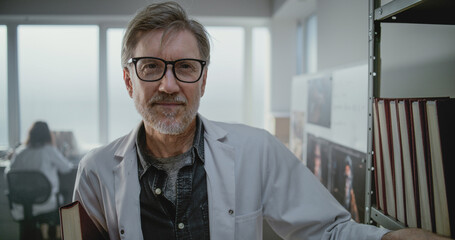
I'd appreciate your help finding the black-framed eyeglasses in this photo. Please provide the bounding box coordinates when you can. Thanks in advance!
[128,57,207,83]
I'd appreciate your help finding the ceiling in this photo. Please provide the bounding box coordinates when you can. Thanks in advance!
[0,0,316,22]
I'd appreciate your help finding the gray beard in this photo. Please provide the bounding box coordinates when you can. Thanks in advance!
[134,93,199,135]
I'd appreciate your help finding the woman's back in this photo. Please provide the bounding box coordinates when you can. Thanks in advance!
[11,144,73,192]
[9,144,73,220]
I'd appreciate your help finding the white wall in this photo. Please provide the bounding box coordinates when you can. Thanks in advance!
[268,0,315,115]
[380,23,455,98]
[317,0,368,70]
[270,19,297,114]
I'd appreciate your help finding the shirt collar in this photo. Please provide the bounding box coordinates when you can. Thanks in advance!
[193,116,205,163]
[136,124,150,178]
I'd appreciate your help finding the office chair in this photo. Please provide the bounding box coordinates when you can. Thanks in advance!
[6,170,52,240]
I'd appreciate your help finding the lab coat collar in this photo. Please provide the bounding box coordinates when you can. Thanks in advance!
[114,122,141,159]
[199,114,229,142]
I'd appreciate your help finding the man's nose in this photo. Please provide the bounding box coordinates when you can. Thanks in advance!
[158,66,180,94]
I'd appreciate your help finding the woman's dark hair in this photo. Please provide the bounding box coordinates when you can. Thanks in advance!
[26,121,53,148]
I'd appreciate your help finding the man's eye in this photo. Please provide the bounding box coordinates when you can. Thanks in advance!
[145,63,158,69]
[176,62,197,71]
[180,63,192,69]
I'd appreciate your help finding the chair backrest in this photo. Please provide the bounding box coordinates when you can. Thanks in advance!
[7,171,52,206]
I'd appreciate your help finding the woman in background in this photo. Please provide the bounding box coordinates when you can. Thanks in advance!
[8,121,73,240]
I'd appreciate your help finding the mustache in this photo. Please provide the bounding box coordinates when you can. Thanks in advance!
[148,93,188,105]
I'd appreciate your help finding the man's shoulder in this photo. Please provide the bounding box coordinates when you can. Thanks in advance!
[206,119,269,137]
[203,119,277,149]
[78,134,130,169]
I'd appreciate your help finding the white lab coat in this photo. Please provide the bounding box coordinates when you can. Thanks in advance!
[73,115,389,240]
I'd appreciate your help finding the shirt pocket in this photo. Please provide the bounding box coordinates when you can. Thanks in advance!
[235,207,263,240]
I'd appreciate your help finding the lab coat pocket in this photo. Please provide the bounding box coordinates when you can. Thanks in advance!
[235,207,263,240]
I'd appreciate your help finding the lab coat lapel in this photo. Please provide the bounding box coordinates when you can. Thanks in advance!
[113,126,143,239]
[201,116,236,240]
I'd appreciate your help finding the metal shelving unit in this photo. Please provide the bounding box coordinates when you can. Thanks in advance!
[365,0,455,230]
[374,0,455,24]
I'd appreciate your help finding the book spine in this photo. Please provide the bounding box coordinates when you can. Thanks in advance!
[407,99,421,228]
[419,100,436,232]
[374,98,387,214]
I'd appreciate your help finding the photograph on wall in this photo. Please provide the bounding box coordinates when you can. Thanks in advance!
[290,111,305,161]
[330,143,366,223]
[307,76,332,128]
[306,133,331,188]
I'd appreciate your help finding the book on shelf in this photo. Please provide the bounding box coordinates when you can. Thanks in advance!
[425,98,455,238]
[396,99,419,228]
[389,100,406,224]
[375,99,396,218]
[60,201,105,240]
[410,99,435,232]
[373,101,385,213]
[373,97,453,236]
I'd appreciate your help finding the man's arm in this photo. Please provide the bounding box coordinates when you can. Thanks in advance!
[383,228,453,240]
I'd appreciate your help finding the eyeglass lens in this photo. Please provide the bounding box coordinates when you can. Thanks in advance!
[136,58,203,82]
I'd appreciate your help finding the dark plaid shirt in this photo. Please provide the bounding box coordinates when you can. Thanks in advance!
[136,117,210,240]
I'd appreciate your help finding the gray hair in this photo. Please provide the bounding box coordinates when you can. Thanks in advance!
[121,1,210,68]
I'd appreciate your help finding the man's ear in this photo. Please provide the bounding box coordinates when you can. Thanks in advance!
[123,67,134,98]
[200,69,208,97]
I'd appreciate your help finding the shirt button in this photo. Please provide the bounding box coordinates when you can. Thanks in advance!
[228,209,234,215]
[120,229,125,234]
[178,223,185,229]
[155,188,162,195]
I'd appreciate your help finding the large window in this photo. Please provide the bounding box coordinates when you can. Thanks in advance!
[304,15,318,74]
[18,25,99,150]
[3,22,269,150]
[199,27,245,124]
[0,26,7,147]
[107,28,142,142]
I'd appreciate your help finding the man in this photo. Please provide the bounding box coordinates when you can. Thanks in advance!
[73,2,451,240]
